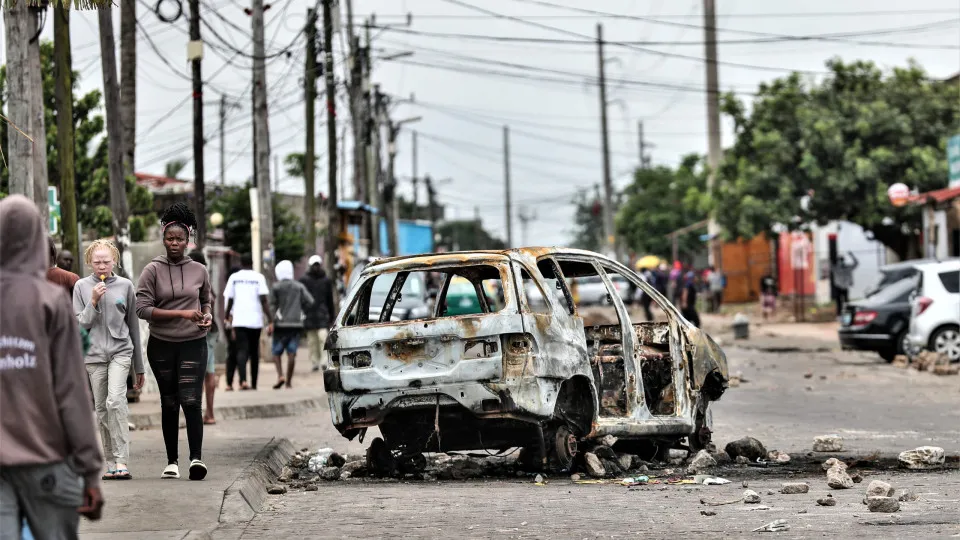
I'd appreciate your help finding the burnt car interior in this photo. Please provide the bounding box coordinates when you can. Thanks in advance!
[343,265,505,326]
[542,258,677,418]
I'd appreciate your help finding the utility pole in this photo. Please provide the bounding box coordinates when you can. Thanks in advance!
[252,0,275,280]
[54,3,79,272]
[385,118,399,255]
[344,0,365,202]
[321,0,339,304]
[597,23,615,258]
[120,0,137,179]
[274,154,280,192]
[28,5,49,228]
[518,206,537,247]
[703,0,722,269]
[411,130,419,217]
[304,8,318,256]
[638,120,653,169]
[362,23,380,257]
[189,0,206,248]
[425,175,438,237]
[99,7,132,271]
[503,125,513,248]
[368,82,382,256]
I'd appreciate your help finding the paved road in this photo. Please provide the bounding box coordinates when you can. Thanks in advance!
[224,344,960,539]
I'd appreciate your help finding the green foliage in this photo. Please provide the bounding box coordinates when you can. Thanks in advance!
[164,159,187,180]
[210,184,306,262]
[284,152,311,179]
[716,59,960,257]
[1,41,153,240]
[436,220,505,251]
[569,187,605,252]
[616,155,709,259]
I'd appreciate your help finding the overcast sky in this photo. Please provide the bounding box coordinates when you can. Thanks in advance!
[6,0,960,248]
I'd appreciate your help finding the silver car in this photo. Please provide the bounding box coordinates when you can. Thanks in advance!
[323,248,729,470]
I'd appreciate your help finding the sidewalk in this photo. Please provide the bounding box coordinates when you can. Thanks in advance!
[700,313,840,352]
[129,348,325,428]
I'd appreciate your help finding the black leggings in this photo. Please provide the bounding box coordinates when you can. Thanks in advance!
[148,336,206,463]
[234,327,262,389]
[225,335,237,386]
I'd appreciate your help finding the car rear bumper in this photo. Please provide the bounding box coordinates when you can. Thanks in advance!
[838,330,893,351]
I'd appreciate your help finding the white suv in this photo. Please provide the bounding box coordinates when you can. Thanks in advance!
[908,261,960,362]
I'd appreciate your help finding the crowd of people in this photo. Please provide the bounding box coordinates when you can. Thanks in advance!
[0,198,335,537]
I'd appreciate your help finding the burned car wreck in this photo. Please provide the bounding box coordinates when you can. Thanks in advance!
[323,248,729,471]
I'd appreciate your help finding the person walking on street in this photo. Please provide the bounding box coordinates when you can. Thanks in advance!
[680,270,701,328]
[223,253,272,391]
[707,266,725,313]
[760,273,778,320]
[74,239,145,481]
[638,267,656,322]
[136,203,214,481]
[0,195,105,537]
[270,260,315,388]
[832,252,858,317]
[299,255,335,372]
[47,236,80,297]
[223,266,241,391]
[188,250,220,425]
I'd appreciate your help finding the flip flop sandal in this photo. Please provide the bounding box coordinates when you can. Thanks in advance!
[203,417,217,425]
[102,470,117,480]
[115,469,133,480]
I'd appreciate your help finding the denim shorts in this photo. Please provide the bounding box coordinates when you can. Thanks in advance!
[271,329,300,356]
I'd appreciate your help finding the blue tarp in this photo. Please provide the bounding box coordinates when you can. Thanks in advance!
[347,220,433,257]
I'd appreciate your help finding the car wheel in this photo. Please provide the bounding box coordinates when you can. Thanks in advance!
[547,423,579,472]
[688,402,714,453]
[930,325,960,363]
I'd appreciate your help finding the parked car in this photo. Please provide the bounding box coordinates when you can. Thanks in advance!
[442,276,484,316]
[839,275,918,362]
[323,248,729,471]
[863,258,938,298]
[907,261,960,362]
[574,274,631,305]
[364,270,432,322]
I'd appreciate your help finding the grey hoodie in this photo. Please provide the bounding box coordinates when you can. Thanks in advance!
[0,195,103,488]
[136,255,212,342]
[74,274,145,373]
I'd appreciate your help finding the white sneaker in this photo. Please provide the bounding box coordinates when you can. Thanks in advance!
[161,463,180,479]
[189,459,207,481]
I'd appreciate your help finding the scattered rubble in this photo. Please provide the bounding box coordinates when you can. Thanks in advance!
[817,495,837,506]
[813,434,844,452]
[584,453,606,478]
[700,510,717,516]
[687,450,717,472]
[752,519,789,533]
[865,480,894,498]
[826,461,854,490]
[724,437,767,462]
[822,458,845,471]
[767,450,790,463]
[898,491,919,502]
[320,467,340,481]
[895,351,957,375]
[850,471,864,483]
[866,496,900,513]
[266,484,287,495]
[694,475,730,485]
[780,482,809,494]
[898,446,945,470]
[743,489,762,504]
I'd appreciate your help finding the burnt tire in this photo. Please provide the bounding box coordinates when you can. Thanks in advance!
[688,403,714,453]
[546,423,579,472]
[365,437,397,477]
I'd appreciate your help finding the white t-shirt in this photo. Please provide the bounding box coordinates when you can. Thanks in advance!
[225,269,269,328]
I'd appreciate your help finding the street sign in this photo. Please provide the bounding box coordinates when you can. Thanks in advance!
[949,134,960,188]
[48,186,60,235]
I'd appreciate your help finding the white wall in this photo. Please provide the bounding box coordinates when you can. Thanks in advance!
[811,220,888,303]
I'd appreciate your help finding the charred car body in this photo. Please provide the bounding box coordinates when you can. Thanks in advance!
[323,248,729,470]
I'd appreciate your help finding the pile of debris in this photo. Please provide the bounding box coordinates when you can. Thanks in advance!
[892,351,959,375]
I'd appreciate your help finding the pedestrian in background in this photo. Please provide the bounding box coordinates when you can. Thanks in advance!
[832,251,858,317]
[270,260,315,388]
[74,239,145,481]
[188,250,220,425]
[223,253,272,391]
[136,203,213,481]
[638,266,656,322]
[0,195,105,537]
[760,273,777,320]
[56,249,75,273]
[223,266,241,390]
[680,270,701,328]
[47,236,79,297]
[299,255,335,372]
[707,266,725,313]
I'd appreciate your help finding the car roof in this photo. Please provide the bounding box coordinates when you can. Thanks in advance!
[914,259,960,274]
[880,258,939,272]
[364,247,622,275]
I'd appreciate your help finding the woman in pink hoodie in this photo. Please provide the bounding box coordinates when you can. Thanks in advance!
[136,203,213,481]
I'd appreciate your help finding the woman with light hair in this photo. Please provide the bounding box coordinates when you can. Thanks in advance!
[73,239,145,480]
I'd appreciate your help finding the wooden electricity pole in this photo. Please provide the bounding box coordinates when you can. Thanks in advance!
[120,0,137,179]
[503,126,513,247]
[304,8,318,256]
[252,0,275,279]
[189,0,206,248]
[321,0,339,306]
[99,7,132,270]
[703,0,722,269]
[54,3,80,272]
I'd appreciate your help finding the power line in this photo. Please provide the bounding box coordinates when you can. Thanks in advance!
[350,9,960,21]
[511,0,960,50]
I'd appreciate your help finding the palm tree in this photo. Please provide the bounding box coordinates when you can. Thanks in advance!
[165,159,187,179]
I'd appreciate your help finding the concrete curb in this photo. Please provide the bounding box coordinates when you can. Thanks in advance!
[129,398,324,429]
[218,437,297,524]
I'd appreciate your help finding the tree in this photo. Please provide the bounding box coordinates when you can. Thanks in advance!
[568,186,605,252]
[616,155,709,260]
[436,220,506,251]
[209,184,305,262]
[164,159,187,180]
[284,152,312,179]
[1,41,153,241]
[715,59,960,258]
